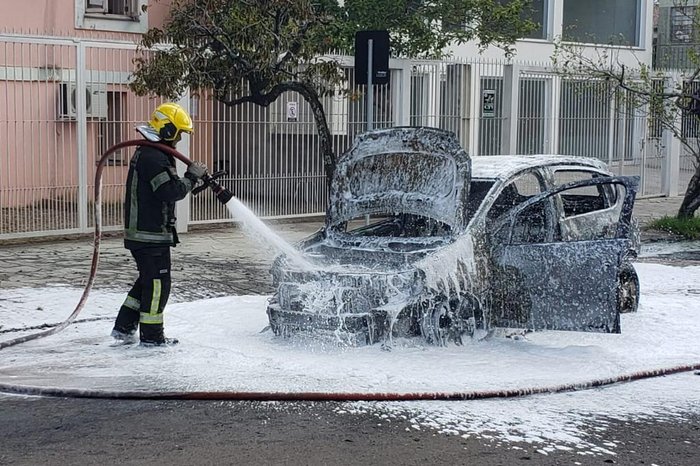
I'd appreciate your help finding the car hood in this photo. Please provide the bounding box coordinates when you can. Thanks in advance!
[327,127,471,230]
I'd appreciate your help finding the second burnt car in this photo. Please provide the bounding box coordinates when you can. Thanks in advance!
[267,127,640,345]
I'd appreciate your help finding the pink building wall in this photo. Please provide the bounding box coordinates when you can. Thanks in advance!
[2,0,172,38]
[0,1,174,220]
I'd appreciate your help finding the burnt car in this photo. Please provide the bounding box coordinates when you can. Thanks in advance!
[266,127,640,345]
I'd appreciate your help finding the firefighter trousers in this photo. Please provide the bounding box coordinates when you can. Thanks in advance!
[113,246,172,342]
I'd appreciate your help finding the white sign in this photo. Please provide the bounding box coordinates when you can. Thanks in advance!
[287,101,298,122]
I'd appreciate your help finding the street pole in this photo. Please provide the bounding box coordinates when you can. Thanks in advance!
[367,39,374,131]
[365,39,373,226]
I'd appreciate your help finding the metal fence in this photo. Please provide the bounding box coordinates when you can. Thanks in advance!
[0,33,692,239]
[191,64,397,224]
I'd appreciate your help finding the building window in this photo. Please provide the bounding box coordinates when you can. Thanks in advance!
[524,0,548,39]
[77,0,147,33]
[671,6,695,43]
[563,0,641,46]
[499,0,549,39]
[85,0,138,19]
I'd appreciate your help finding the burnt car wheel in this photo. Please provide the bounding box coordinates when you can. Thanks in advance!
[419,300,450,346]
[390,309,420,340]
[617,262,639,314]
[419,296,481,346]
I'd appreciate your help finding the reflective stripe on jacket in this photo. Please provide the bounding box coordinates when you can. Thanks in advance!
[123,145,193,250]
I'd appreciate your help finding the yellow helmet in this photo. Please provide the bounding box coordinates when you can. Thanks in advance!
[149,102,193,142]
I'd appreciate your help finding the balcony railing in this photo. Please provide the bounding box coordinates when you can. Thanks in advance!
[655,43,700,69]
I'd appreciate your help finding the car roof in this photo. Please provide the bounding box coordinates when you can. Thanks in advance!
[471,155,610,180]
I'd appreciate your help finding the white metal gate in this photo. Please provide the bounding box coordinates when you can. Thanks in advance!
[0,33,685,240]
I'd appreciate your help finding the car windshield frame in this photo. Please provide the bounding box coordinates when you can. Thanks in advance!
[328,179,496,243]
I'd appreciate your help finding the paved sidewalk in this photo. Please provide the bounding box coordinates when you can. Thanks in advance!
[631,195,684,226]
[0,221,320,301]
[0,196,689,302]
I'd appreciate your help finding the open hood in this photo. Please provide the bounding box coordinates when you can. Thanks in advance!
[328,127,471,231]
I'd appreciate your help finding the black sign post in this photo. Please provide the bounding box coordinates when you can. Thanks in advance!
[355,30,390,131]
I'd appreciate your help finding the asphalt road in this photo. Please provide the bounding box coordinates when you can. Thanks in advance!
[0,220,699,465]
[0,396,698,466]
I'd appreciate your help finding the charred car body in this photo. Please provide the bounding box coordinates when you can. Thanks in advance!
[267,127,640,345]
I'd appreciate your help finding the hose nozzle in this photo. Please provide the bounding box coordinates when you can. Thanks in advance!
[192,170,234,205]
[208,179,234,204]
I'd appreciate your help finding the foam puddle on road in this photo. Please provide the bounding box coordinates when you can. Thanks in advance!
[0,262,699,458]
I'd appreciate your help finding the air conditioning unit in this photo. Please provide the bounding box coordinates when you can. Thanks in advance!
[57,82,108,120]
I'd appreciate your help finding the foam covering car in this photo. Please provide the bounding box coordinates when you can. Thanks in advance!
[267,127,640,346]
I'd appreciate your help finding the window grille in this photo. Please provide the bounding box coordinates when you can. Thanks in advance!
[85,0,138,18]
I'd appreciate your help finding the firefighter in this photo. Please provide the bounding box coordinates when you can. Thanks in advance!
[111,102,207,346]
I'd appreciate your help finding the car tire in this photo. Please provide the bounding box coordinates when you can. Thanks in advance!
[419,299,451,346]
[420,295,482,346]
[617,262,639,314]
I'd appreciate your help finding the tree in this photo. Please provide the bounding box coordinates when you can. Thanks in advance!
[551,2,700,218]
[130,0,534,186]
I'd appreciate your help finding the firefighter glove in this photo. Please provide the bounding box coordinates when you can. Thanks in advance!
[185,161,207,181]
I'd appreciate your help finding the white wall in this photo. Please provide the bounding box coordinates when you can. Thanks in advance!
[448,0,654,67]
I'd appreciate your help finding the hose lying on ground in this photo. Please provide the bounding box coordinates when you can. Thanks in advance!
[0,141,698,401]
[0,362,699,400]
[0,317,112,335]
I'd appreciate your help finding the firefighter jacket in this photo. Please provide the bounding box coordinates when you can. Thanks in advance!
[123,144,195,250]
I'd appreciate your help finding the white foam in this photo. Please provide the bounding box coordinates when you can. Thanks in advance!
[225,197,312,269]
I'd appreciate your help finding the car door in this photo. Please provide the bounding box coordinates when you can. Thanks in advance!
[490,176,639,333]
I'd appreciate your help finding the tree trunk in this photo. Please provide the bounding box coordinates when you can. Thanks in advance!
[677,162,700,218]
[226,81,336,190]
[284,82,335,189]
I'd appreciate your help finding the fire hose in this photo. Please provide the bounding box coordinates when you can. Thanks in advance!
[0,141,698,401]
[0,363,698,400]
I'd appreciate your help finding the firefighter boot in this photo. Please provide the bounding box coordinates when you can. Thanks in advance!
[112,306,139,343]
[111,328,138,344]
[140,323,179,347]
